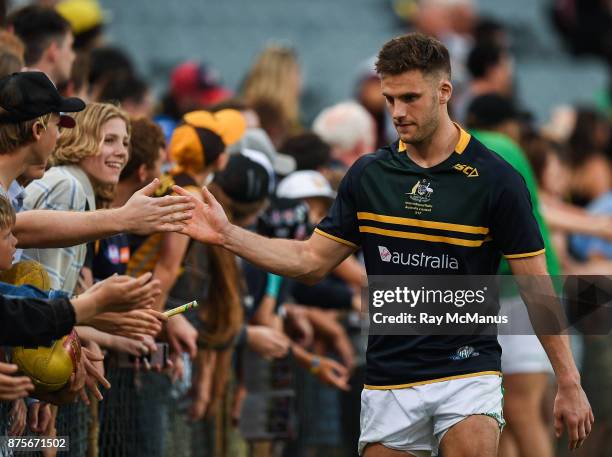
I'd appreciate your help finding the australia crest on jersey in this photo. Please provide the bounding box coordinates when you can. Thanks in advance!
[407,179,434,203]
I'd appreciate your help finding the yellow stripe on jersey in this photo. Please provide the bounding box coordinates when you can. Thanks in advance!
[359,226,489,247]
[363,370,502,390]
[504,249,546,259]
[313,228,358,248]
[454,125,471,154]
[357,212,489,235]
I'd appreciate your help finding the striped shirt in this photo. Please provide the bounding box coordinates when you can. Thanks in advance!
[7,181,25,263]
[21,166,96,294]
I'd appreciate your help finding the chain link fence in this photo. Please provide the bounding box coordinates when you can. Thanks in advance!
[0,401,11,457]
[0,343,363,457]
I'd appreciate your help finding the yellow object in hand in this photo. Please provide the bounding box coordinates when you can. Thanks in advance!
[163,300,198,318]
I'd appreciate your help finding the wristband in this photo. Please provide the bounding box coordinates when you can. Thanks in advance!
[265,273,282,299]
[309,356,321,375]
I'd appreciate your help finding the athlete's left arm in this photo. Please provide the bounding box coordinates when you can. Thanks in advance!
[509,254,594,451]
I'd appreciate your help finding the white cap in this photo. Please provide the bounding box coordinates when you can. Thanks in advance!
[276,170,336,201]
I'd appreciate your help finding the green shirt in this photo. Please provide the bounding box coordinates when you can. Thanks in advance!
[470,130,561,276]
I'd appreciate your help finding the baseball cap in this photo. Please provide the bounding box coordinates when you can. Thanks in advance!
[214,149,273,203]
[183,110,246,146]
[169,109,246,171]
[228,128,296,176]
[466,93,523,129]
[276,170,336,201]
[170,61,233,107]
[0,72,85,127]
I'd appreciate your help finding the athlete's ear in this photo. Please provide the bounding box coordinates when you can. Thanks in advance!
[439,79,452,105]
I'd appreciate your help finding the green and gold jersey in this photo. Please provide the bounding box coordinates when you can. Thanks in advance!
[316,126,545,388]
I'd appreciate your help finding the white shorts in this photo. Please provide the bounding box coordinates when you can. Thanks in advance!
[358,374,505,457]
[499,296,553,375]
[499,334,553,375]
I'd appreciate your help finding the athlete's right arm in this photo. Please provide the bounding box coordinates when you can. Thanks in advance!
[173,185,356,284]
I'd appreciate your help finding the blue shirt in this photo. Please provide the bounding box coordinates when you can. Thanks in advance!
[0,281,68,300]
[7,181,25,213]
[570,192,612,260]
[8,181,25,263]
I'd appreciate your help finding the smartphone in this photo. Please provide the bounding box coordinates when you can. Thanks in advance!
[144,342,169,369]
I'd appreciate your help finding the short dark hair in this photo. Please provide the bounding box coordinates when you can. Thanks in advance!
[467,44,505,78]
[98,74,149,105]
[8,5,71,66]
[375,33,451,78]
[466,93,520,130]
[279,132,331,170]
[121,117,165,180]
[474,18,507,48]
[88,46,134,87]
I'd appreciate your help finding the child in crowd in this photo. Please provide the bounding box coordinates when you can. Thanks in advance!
[22,102,130,294]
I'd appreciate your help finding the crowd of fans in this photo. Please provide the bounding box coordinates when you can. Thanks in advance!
[0,0,609,456]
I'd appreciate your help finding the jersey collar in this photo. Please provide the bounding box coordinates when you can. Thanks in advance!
[398,123,471,155]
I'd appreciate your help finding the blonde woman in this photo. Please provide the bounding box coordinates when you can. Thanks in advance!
[242,44,302,146]
[22,102,130,294]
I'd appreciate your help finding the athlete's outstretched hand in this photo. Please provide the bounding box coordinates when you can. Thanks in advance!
[553,381,594,450]
[172,185,230,246]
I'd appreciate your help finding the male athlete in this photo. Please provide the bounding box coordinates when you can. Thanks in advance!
[175,33,593,457]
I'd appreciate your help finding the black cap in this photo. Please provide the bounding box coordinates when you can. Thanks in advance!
[466,93,523,129]
[0,72,85,127]
[214,152,271,203]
